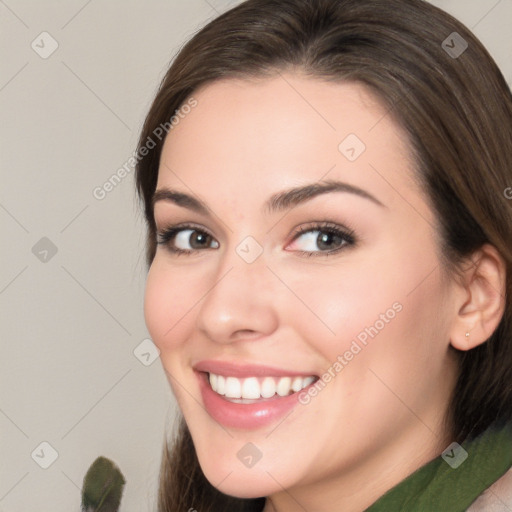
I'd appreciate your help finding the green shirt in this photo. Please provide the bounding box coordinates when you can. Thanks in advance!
[365,422,512,511]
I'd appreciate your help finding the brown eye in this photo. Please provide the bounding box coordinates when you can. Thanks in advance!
[186,230,213,249]
[157,227,219,253]
[290,228,351,253]
[173,229,219,251]
[316,231,345,251]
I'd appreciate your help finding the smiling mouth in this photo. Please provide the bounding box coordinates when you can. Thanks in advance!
[206,372,319,403]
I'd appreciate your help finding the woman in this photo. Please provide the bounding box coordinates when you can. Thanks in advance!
[135,0,512,510]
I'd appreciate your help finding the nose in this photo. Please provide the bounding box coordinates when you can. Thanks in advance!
[195,247,279,344]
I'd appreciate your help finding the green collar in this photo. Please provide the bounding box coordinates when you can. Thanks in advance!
[365,422,512,511]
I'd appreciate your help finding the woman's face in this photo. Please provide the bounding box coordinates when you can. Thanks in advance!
[144,75,460,505]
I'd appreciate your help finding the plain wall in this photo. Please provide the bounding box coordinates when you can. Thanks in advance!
[1,0,511,510]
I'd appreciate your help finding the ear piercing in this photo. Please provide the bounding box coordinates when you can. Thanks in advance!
[465,332,470,338]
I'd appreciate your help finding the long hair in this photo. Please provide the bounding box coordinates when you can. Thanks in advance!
[135,1,512,510]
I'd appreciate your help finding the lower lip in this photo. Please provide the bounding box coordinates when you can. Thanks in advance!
[197,371,310,430]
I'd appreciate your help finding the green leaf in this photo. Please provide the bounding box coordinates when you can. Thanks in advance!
[81,456,126,512]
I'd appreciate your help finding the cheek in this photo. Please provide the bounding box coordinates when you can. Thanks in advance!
[144,259,209,409]
[278,238,445,368]
[144,258,199,352]
[275,258,400,359]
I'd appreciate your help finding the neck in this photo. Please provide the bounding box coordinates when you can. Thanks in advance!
[262,420,453,512]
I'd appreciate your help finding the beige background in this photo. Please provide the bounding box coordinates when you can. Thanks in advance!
[1,1,511,510]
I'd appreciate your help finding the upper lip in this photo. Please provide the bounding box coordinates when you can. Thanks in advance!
[194,360,318,378]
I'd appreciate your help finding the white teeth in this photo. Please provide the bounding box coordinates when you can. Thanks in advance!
[216,375,226,395]
[291,376,303,393]
[242,377,261,399]
[302,376,315,388]
[277,377,292,397]
[207,373,317,399]
[261,376,276,398]
[225,376,241,398]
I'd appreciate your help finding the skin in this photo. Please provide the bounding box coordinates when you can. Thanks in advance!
[144,74,503,511]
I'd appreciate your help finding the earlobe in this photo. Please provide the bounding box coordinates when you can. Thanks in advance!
[451,330,476,352]
[449,244,506,352]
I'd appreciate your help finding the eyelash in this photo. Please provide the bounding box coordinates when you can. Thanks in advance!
[290,221,356,257]
[156,221,356,257]
[156,223,216,256]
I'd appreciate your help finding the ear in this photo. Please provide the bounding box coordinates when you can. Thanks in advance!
[450,244,507,351]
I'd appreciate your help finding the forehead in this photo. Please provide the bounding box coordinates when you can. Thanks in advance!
[156,74,423,215]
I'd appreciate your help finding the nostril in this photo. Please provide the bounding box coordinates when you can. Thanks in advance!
[231,329,260,341]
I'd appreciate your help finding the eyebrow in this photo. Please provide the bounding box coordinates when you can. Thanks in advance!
[265,179,385,213]
[152,179,385,215]
[152,189,209,215]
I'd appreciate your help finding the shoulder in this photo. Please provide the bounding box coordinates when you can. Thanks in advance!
[466,467,512,511]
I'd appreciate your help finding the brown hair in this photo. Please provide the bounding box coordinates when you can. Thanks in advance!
[135,0,512,510]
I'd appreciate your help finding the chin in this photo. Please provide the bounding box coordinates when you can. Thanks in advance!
[199,459,280,499]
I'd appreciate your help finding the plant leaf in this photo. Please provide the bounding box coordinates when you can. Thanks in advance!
[81,456,126,512]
